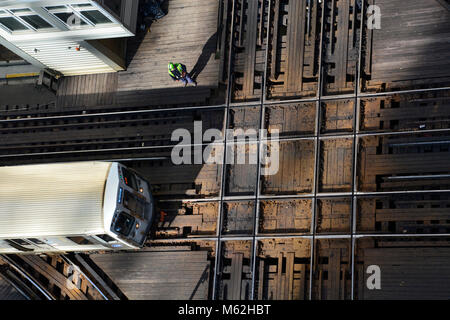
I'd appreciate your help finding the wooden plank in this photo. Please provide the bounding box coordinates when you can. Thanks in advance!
[298,263,306,300]
[363,247,450,299]
[317,269,322,299]
[276,252,283,299]
[376,208,450,221]
[370,0,450,82]
[369,152,450,175]
[258,259,265,299]
[218,0,229,82]
[334,0,350,88]
[304,0,318,78]
[357,262,364,299]
[230,253,243,299]
[242,0,259,98]
[90,251,210,300]
[285,252,294,300]
[340,266,346,299]
[364,1,373,76]
[285,0,306,92]
[238,0,245,47]
[378,105,450,120]
[327,249,340,300]
[257,0,264,46]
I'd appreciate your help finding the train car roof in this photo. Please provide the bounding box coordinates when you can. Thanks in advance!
[0,161,114,239]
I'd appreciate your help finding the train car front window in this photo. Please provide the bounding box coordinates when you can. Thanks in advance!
[121,168,138,190]
[123,190,145,218]
[114,212,135,236]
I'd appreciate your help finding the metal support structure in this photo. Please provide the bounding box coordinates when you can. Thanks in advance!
[212,0,237,300]
[2,0,450,301]
[250,0,272,299]
[206,0,450,301]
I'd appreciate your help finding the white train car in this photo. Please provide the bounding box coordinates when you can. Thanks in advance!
[0,161,154,254]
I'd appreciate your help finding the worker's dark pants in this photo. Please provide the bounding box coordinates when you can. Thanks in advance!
[180,73,195,85]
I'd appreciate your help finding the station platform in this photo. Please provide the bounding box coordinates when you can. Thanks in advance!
[55,0,222,110]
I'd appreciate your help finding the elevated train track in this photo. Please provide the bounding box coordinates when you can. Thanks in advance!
[1,0,450,300]
[0,253,123,300]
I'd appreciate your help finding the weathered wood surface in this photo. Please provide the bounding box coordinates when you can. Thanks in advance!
[56,0,221,109]
[0,275,26,300]
[362,248,450,299]
[56,72,117,108]
[371,0,450,82]
[323,0,358,94]
[117,0,220,107]
[90,251,211,300]
[267,0,320,98]
[262,139,315,195]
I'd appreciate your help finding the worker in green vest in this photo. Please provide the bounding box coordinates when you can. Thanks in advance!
[168,62,197,87]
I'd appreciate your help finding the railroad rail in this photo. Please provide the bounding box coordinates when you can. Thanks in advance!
[0,254,54,300]
[1,0,450,300]
[0,253,124,300]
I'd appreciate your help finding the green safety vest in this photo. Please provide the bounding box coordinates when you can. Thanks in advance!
[168,63,184,78]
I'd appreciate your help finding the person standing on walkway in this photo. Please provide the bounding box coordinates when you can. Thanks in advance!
[168,62,197,87]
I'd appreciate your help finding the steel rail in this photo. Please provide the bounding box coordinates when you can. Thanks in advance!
[0,254,54,300]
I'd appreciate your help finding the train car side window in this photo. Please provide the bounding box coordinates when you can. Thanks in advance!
[122,168,138,190]
[123,190,145,218]
[95,234,116,242]
[5,239,34,252]
[114,212,135,236]
[27,238,45,245]
[66,236,94,245]
[11,239,29,246]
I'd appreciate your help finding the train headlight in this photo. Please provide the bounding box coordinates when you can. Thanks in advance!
[136,223,140,229]
[139,187,144,193]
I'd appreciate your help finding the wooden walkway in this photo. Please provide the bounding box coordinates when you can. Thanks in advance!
[90,249,211,300]
[117,0,220,107]
[371,0,450,82]
[56,73,117,109]
[362,248,450,299]
[56,0,221,109]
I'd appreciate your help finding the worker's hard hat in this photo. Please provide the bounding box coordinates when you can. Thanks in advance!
[168,62,174,70]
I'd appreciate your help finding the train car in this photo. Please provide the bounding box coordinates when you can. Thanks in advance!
[0,161,154,254]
